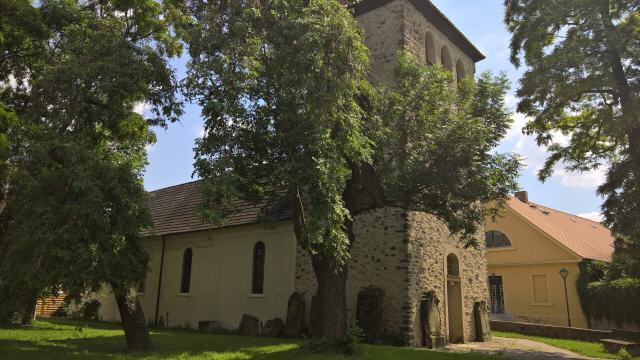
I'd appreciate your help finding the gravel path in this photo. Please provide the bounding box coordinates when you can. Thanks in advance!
[446,336,600,360]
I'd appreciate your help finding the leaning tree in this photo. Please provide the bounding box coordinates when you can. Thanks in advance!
[505,0,640,277]
[0,0,185,350]
[184,0,520,348]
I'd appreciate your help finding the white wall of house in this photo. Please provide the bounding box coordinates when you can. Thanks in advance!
[98,221,298,330]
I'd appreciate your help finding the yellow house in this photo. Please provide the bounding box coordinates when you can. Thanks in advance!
[484,191,614,329]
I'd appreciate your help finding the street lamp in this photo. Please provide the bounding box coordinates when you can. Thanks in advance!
[559,268,571,327]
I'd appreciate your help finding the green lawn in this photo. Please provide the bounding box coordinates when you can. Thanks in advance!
[0,319,501,360]
[493,331,639,359]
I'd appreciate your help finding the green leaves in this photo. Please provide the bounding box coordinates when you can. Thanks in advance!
[186,0,371,266]
[0,0,184,313]
[375,51,521,243]
[505,0,640,276]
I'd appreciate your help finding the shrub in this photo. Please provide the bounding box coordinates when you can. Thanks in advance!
[583,277,640,325]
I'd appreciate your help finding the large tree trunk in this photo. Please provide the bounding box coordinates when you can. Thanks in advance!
[20,297,37,325]
[113,286,153,352]
[310,254,348,342]
[294,163,386,346]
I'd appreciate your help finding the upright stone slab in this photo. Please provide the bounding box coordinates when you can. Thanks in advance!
[284,292,305,338]
[420,291,444,348]
[238,314,260,336]
[474,301,491,342]
[262,318,284,337]
[356,286,385,342]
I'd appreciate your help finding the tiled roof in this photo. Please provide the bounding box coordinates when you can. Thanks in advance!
[141,180,291,237]
[349,0,485,62]
[506,197,614,262]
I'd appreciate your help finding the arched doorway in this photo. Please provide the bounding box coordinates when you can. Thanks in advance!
[446,253,464,343]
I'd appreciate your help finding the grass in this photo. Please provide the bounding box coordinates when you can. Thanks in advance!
[0,318,502,360]
[493,331,640,359]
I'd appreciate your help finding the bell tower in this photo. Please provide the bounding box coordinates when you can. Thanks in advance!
[349,0,484,83]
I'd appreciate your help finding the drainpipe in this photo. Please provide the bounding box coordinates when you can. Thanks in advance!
[154,235,166,326]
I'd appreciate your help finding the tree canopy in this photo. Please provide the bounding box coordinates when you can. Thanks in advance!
[0,0,184,349]
[184,0,520,344]
[505,0,640,277]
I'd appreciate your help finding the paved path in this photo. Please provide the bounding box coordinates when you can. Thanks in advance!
[447,336,598,360]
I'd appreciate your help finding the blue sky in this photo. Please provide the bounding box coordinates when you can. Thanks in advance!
[143,0,605,221]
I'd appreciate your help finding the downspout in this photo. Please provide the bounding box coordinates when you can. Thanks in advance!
[154,235,166,326]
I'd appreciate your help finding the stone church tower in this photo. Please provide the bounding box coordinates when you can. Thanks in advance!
[295,0,490,346]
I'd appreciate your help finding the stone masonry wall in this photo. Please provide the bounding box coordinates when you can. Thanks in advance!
[405,211,489,345]
[295,207,411,340]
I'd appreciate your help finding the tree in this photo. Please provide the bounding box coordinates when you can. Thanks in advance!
[184,0,520,348]
[504,0,640,277]
[184,0,371,344]
[0,0,184,350]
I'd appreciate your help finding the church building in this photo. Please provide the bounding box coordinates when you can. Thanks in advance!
[97,0,491,346]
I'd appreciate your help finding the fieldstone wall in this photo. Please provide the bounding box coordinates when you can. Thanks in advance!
[355,0,476,85]
[295,207,410,341]
[354,1,405,84]
[401,0,475,78]
[295,207,490,345]
[405,211,489,345]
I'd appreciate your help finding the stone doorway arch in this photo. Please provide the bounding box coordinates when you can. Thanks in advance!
[445,253,464,343]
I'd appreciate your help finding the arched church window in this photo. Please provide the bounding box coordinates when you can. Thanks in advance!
[447,253,459,276]
[425,32,436,65]
[456,59,466,80]
[485,230,512,248]
[180,248,193,293]
[441,46,453,72]
[252,241,265,294]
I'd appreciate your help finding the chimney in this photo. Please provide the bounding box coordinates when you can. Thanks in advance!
[515,191,528,203]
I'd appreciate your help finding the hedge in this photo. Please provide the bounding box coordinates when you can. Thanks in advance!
[583,277,640,325]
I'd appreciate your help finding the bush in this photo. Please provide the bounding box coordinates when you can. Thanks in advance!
[583,277,640,325]
[78,300,101,321]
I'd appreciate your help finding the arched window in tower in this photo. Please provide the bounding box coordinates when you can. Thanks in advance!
[485,230,512,248]
[447,253,460,277]
[456,59,466,80]
[425,32,436,65]
[180,248,193,294]
[251,241,265,294]
[441,46,453,72]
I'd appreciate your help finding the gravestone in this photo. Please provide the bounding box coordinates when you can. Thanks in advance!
[284,292,305,337]
[474,301,491,342]
[420,291,444,349]
[198,320,224,333]
[356,286,385,341]
[262,318,285,337]
[238,314,260,336]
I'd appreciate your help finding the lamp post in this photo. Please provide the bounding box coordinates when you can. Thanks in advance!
[559,268,571,327]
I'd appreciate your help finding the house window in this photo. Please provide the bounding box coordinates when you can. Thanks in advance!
[532,274,549,303]
[251,241,265,294]
[485,230,512,248]
[180,248,193,294]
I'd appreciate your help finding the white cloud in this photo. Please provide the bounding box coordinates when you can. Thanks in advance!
[134,102,150,115]
[578,211,604,222]
[506,113,606,190]
[196,126,206,138]
[145,143,155,152]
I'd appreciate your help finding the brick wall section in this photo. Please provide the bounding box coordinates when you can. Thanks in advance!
[405,211,489,345]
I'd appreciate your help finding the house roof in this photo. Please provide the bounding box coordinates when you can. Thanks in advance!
[505,197,615,262]
[349,0,485,62]
[141,180,291,237]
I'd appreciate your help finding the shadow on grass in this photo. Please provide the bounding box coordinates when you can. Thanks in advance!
[0,320,504,360]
